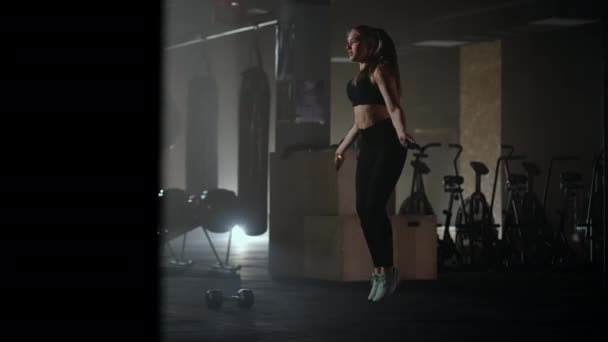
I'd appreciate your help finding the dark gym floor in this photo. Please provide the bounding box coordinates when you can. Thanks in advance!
[161,230,607,342]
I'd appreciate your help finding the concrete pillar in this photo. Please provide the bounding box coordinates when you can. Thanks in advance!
[459,40,503,225]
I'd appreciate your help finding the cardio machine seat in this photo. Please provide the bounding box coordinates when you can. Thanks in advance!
[561,183,584,191]
[521,162,541,176]
[443,175,464,185]
[507,174,527,185]
[560,171,582,183]
[470,161,489,175]
[412,152,428,159]
[411,160,431,174]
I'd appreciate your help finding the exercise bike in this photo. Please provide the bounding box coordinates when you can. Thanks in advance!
[578,149,605,268]
[437,144,467,270]
[541,155,581,269]
[454,160,501,270]
[399,142,442,215]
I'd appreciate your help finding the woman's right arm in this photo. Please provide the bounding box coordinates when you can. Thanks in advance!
[336,123,360,156]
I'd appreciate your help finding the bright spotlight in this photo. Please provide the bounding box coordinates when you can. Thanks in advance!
[230,225,250,247]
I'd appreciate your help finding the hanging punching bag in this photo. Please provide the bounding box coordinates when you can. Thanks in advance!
[186,71,218,195]
[238,37,270,236]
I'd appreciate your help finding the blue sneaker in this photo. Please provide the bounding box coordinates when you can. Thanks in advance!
[372,268,400,302]
[367,273,380,301]
[371,273,387,302]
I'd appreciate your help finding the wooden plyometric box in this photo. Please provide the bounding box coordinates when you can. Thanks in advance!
[395,215,438,280]
[269,149,395,217]
[269,214,437,281]
[268,213,305,278]
[301,215,372,282]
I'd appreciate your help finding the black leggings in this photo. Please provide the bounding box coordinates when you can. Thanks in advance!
[356,118,407,267]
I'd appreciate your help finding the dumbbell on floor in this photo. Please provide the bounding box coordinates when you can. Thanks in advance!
[205,289,255,309]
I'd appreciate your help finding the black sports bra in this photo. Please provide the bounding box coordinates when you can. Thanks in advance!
[346,76,386,107]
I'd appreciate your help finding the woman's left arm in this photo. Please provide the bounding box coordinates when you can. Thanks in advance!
[373,65,409,144]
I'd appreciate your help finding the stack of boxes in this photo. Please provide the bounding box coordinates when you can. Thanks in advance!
[269,148,437,281]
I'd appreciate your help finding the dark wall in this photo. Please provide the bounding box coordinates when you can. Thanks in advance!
[502,24,603,228]
[399,48,460,216]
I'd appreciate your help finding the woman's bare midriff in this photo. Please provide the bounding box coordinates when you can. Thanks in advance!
[354,104,391,129]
